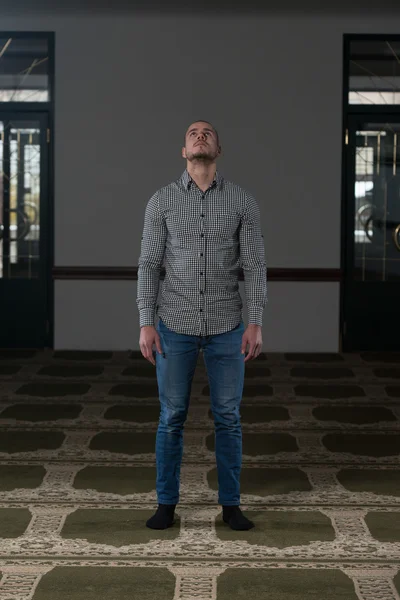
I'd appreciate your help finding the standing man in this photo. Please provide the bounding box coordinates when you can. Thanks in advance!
[137,120,267,531]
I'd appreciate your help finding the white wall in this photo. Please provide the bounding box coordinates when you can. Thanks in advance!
[1,11,399,350]
[54,280,340,352]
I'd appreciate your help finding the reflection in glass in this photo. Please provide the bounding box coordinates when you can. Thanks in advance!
[354,124,400,281]
[0,37,49,103]
[0,121,41,279]
[349,40,400,105]
[0,123,2,275]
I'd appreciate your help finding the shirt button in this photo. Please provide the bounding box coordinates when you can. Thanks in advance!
[201,233,204,237]
[201,214,204,217]
[200,272,203,275]
[200,253,203,256]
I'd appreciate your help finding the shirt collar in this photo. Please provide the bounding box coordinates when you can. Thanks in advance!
[181,169,223,191]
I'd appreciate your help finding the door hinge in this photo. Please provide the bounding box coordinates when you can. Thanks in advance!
[345,129,348,145]
[343,321,347,335]
[47,128,50,143]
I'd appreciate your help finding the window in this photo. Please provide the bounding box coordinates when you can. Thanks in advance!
[349,39,400,105]
[0,36,50,102]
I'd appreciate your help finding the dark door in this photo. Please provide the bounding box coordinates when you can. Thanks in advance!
[343,115,400,351]
[0,113,51,347]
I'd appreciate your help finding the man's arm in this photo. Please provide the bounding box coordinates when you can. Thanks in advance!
[239,193,267,326]
[136,191,167,327]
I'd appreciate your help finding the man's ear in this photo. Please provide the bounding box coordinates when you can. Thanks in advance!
[182,147,186,158]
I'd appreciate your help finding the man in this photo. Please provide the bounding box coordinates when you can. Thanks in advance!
[137,120,267,531]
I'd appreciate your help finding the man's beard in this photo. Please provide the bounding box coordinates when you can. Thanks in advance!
[187,149,217,162]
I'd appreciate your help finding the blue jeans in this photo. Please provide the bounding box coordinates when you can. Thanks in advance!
[154,317,245,506]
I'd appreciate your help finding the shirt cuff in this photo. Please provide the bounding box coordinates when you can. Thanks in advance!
[139,309,155,328]
[247,306,263,326]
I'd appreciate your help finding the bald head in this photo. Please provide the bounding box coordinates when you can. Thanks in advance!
[184,120,220,146]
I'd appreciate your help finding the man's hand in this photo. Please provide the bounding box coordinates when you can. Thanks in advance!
[139,326,163,366]
[241,324,262,362]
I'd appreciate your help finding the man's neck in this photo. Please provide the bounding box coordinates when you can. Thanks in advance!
[187,162,217,192]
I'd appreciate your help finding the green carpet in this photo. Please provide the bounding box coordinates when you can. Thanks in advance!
[89,432,156,455]
[214,510,336,546]
[217,569,357,599]
[294,384,366,398]
[34,567,175,600]
[103,405,161,422]
[0,350,400,599]
[0,508,32,537]
[312,406,397,424]
[208,467,312,495]
[37,366,104,377]
[285,353,345,362]
[365,512,400,542]
[0,465,46,490]
[322,433,400,456]
[208,405,291,422]
[0,365,21,375]
[16,383,91,396]
[62,509,181,545]
[0,431,65,453]
[73,466,158,494]
[206,432,299,455]
[290,367,354,378]
[53,351,113,361]
[387,386,400,397]
[337,469,400,495]
[1,403,83,421]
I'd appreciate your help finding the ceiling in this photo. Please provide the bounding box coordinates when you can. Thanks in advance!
[1,0,400,14]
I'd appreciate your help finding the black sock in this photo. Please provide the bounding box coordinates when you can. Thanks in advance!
[222,505,238,518]
[146,504,176,530]
[222,505,255,531]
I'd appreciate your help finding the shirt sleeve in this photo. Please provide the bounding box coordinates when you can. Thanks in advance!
[239,193,268,326]
[136,191,167,327]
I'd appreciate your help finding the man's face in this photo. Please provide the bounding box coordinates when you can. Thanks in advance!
[182,121,221,163]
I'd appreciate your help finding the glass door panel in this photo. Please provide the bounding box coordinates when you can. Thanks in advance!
[344,116,400,351]
[0,113,49,347]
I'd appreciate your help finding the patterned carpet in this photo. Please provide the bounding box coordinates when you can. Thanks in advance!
[0,350,400,599]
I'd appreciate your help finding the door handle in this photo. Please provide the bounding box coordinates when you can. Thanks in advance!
[394,224,400,251]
